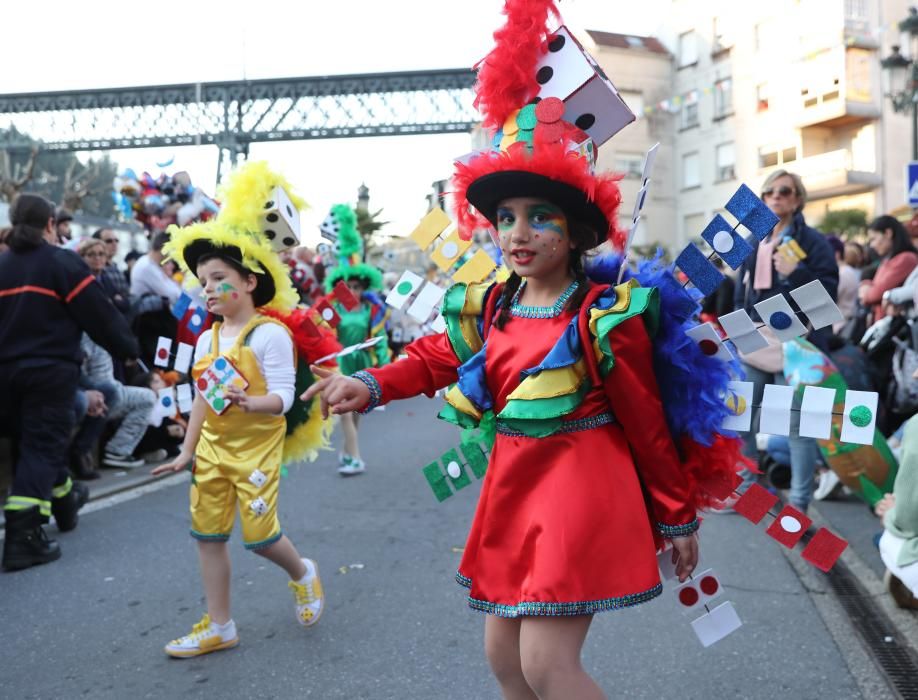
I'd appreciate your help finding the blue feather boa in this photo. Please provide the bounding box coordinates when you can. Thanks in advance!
[586,252,739,447]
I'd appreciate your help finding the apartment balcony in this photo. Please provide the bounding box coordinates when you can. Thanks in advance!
[790,149,881,199]
[796,47,881,129]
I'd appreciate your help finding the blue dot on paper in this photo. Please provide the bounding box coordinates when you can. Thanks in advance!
[769,311,792,330]
[162,397,173,407]
[215,358,227,370]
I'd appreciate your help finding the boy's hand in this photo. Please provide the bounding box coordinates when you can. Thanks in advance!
[670,533,699,583]
[225,385,253,412]
[302,365,372,418]
[152,450,192,475]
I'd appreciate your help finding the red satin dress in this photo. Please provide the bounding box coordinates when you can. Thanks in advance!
[364,306,697,618]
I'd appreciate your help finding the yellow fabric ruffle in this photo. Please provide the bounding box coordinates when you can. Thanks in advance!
[506,357,589,402]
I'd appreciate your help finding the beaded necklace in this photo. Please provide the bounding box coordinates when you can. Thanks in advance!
[509,279,579,318]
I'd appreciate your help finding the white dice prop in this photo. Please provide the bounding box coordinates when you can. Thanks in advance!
[250,497,268,516]
[248,469,268,488]
[261,186,301,251]
[319,212,340,242]
[534,26,635,146]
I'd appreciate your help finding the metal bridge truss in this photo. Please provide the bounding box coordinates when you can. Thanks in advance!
[0,68,479,175]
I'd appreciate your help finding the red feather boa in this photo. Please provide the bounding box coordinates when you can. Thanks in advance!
[680,435,754,511]
[451,141,625,248]
[474,0,560,130]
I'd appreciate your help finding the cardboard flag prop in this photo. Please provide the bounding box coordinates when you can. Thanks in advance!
[691,601,743,648]
[155,387,176,423]
[722,381,754,432]
[765,505,812,548]
[840,389,878,445]
[154,337,172,367]
[423,461,453,502]
[675,243,725,296]
[789,281,845,330]
[171,291,193,320]
[430,313,447,334]
[452,249,498,284]
[186,307,206,335]
[173,342,194,374]
[386,270,425,310]
[798,385,836,440]
[686,323,734,362]
[409,207,451,249]
[801,528,848,572]
[331,280,360,311]
[718,310,769,354]
[429,229,473,272]
[733,483,779,524]
[725,184,779,240]
[657,547,678,581]
[176,383,193,413]
[197,356,248,415]
[699,214,753,270]
[753,294,807,342]
[674,569,724,613]
[407,281,446,323]
[314,299,341,328]
[759,383,795,436]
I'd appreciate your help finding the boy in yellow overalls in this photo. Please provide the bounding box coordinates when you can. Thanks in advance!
[153,165,325,658]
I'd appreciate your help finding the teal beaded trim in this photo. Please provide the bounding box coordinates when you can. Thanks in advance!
[463,583,663,618]
[496,411,615,437]
[655,519,700,538]
[353,370,382,414]
[510,280,579,318]
[456,571,472,588]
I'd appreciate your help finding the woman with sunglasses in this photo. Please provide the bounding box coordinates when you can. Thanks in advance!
[732,169,839,515]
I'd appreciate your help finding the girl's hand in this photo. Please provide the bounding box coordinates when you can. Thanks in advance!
[151,450,193,475]
[670,533,699,583]
[301,365,371,418]
[225,385,252,412]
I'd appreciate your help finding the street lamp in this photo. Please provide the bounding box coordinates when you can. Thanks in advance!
[881,8,918,160]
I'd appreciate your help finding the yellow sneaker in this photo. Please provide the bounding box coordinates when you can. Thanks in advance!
[164,614,239,658]
[289,558,324,626]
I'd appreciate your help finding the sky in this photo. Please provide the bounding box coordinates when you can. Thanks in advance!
[1,0,667,244]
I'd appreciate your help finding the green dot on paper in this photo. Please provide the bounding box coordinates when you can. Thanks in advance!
[849,405,872,427]
[397,281,413,295]
[214,397,225,411]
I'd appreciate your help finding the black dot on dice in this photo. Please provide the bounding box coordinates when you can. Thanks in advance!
[286,205,293,217]
[264,200,274,209]
[265,229,276,240]
[575,113,596,130]
[536,66,553,85]
[266,213,279,223]
[283,237,295,247]
[548,35,565,52]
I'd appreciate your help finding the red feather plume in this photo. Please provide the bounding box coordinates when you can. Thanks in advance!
[260,307,342,366]
[474,0,560,130]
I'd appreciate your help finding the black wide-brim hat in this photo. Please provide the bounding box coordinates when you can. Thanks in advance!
[183,239,276,308]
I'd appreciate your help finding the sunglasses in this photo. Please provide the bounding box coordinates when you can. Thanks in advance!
[102,238,118,243]
[762,185,795,198]
[82,251,107,257]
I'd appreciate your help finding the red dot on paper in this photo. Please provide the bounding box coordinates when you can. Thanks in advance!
[534,122,566,144]
[157,348,168,359]
[196,378,208,391]
[678,587,699,607]
[699,575,719,596]
[698,339,719,356]
[535,97,565,123]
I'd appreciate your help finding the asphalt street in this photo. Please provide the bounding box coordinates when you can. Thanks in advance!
[0,396,876,699]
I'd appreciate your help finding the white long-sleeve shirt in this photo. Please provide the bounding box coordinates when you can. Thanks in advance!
[194,322,296,414]
[130,254,181,304]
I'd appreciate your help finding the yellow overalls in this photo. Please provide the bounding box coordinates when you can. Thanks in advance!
[189,315,292,550]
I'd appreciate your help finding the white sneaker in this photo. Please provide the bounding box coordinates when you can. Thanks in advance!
[288,558,324,627]
[102,452,145,469]
[814,471,843,501]
[337,456,366,476]
[141,448,168,463]
[164,614,238,658]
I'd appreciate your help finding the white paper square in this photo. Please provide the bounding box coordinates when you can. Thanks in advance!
[840,389,879,445]
[691,601,742,648]
[154,337,172,367]
[722,381,754,432]
[759,384,795,436]
[431,313,447,334]
[176,383,193,413]
[657,547,678,581]
[642,142,660,185]
[674,568,724,614]
[718,310,769,354]
[406,281,446,322]
[753,294,808,342]
[173,342,194,374]
[686,323,734,362]
[156,387,176,420]
[799,386,836,439]
[789,281,845,330]
[385,270,424,310]
[631,186,647,223]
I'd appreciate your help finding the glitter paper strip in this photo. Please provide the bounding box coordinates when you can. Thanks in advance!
[464,583,663,618]
[655,519,700,537]
[510,280,580,318]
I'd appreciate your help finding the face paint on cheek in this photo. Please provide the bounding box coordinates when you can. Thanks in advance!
[218,282,238,301]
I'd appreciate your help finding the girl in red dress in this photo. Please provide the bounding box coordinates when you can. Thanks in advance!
[305,2,743,697]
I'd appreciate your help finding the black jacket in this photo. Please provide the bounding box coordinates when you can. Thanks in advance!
[0,242,138,368]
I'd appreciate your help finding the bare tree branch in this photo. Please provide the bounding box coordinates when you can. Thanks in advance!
[0,147,38,202]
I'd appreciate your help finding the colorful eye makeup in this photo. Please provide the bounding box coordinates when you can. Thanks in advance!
[527,204,567,238]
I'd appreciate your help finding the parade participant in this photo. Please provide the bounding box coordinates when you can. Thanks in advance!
[152,162,336,657]
[321,204,390,475]
[1,194,138,571]
[304,2,744,696]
